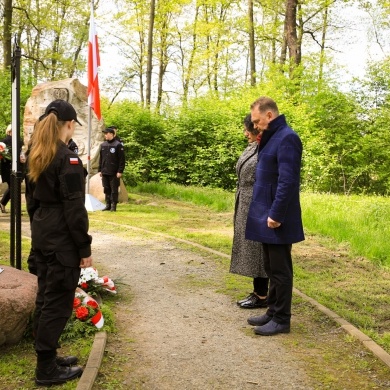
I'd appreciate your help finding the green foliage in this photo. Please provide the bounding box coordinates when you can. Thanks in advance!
[0,69,32,135]
[61,298,116,341]
[98,58,390,195]
[151,97,246,189]
[101,98,166,186]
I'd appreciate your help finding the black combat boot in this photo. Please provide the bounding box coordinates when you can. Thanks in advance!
[102,195,111,211]
[110,194,118,212]
[35,355,83,386]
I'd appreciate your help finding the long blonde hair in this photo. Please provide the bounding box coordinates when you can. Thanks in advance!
[28,113,65,182]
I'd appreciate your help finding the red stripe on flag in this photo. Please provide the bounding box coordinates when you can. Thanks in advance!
[88,3,101,120]
[91,310,104,329]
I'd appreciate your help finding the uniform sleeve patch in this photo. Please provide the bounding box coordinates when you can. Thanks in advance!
[64,173,83,197]
[69,157,79,165]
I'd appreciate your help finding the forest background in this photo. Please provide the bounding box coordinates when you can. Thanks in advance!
[0,0,390,195]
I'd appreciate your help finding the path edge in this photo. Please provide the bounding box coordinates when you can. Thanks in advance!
[293,288,390,369]
[76,331,107,390]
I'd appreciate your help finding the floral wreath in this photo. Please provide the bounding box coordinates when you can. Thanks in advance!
[78,266,117,296]
[71,267,117,329]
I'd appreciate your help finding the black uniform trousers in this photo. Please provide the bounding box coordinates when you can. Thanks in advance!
[102,174,120,204]
[262,243,293,325]
[0,181,10,206]
[34,250,81,354]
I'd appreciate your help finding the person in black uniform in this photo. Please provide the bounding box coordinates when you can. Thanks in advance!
[67,138,78,154]
[26,99,93,386]
[106,125,124,145]
[98,126,125,212]
[0,124,12,213]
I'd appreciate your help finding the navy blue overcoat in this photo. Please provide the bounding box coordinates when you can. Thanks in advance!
[245,114,305,245]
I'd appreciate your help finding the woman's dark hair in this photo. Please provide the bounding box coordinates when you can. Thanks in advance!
[243,113,259,135]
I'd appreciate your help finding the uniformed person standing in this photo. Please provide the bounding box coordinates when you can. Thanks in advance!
[98,127,125,211]
[26,99,93,386]
[67,138,78,154]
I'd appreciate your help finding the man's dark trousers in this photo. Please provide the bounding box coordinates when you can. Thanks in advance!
[102,174,120,204]
[262,243,293,325]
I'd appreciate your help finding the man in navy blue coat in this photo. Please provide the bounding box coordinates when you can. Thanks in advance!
[245,96,304,336]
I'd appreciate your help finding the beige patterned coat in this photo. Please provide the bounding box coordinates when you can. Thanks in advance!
[230,142,267,277]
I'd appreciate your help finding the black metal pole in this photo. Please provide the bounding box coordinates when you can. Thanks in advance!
[10,36,22,270]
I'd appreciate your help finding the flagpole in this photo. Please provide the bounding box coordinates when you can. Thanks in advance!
[87,106,92,194]
[85,1,105,211]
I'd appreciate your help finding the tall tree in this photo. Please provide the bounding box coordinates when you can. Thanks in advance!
[146,0,156,106]
[11,0,93,84]
[282,0,300,70]
[248,0,256,85]
[2,0,13,69]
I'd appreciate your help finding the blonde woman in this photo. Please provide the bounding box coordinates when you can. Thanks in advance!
[26,100,93,386]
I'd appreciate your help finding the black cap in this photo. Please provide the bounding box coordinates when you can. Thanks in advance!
[40,99,82,125]
[102,127,115,134]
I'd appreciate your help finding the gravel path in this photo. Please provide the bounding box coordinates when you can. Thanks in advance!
[91,230,314,389]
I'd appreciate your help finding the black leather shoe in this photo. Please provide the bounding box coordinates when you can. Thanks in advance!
[240,294,267,309]
[236,293,255,306]
[0,203,6,213]
[35,364,83,386]
[56,355,78,366]
[102,204,111,211]
[247,313,273,326]
[254,320,290,336]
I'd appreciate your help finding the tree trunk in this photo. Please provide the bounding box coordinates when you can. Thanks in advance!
[182,5,200,105]
[248,0,256,85]
[318,5,329,84]
[283,0,300,70]
[146,0,156,107]
[156,17,169,113]
[3,0,13,69]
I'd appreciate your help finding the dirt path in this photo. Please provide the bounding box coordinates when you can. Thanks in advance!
[1,215,388,389]
[91,230,314,389]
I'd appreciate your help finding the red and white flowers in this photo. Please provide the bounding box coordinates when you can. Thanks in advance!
[78,267,117,296]
[0,142,11,161]
[73,288,104,329]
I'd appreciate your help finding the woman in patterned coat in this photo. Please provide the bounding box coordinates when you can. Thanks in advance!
[230,114,269,309]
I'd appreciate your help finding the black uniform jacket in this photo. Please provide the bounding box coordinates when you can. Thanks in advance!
[0,134,12,183]
[29,142,92,262]
[98,138,125,176]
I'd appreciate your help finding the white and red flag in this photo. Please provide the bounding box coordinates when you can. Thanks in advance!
[88,2,101,120]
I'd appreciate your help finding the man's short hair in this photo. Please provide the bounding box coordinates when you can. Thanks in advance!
[250,96,279,115]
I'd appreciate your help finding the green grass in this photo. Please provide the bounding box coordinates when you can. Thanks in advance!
[301,193,390,266]
[0,231,31,270]
[0,337,93,390]
[130,184,390,267]
[131,182,235,212]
